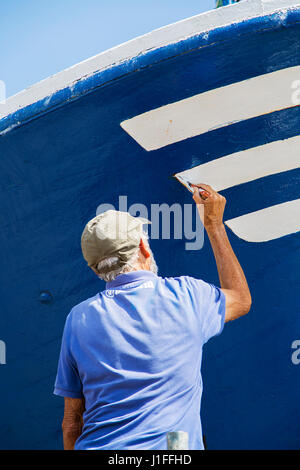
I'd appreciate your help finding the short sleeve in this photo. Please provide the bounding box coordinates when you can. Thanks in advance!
[54,312,83,398]
[184,276,226,344]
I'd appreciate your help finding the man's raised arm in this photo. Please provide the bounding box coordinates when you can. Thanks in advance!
[192,183,252,323]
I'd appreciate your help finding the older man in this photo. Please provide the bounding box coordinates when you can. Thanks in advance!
[54,184,251,450]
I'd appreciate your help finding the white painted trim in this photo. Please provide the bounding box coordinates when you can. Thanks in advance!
[225,199,300,242]
[121,66,300,151]
[1,0,299,121]
[175,135,300,192]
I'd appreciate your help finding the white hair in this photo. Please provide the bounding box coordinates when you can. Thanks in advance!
[96,232,158,282]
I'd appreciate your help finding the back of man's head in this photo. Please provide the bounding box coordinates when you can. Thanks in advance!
[81,210,157,281]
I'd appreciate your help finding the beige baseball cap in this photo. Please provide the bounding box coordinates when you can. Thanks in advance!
[81,210,151,274]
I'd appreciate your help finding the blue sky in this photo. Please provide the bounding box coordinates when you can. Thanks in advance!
[1,0,215,98]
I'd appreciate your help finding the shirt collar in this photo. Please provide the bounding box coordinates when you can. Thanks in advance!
[106,270,158,289]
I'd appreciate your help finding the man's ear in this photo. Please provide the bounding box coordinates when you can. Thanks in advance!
[139,238,151,259]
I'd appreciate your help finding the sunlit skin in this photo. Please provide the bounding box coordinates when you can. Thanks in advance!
[62,185,251,449]
[191,183,252,322]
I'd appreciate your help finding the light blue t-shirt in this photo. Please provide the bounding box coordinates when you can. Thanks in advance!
[54,270,225,450]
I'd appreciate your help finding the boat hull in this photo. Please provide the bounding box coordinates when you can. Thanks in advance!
[0,2,300,449]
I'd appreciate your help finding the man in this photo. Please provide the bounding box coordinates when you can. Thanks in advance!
[54,184,251,450]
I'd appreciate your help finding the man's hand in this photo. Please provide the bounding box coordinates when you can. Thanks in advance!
[191,183,226,229]
[192,183,252,322]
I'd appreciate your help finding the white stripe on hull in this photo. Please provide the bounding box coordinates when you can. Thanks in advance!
[175,136,300,191]
[225,199,300,242]
[121,66,300,151]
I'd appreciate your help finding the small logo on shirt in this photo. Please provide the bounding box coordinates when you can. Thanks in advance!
[136,281,154,289]
[106,290,115,298]
[104,281,154,298]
